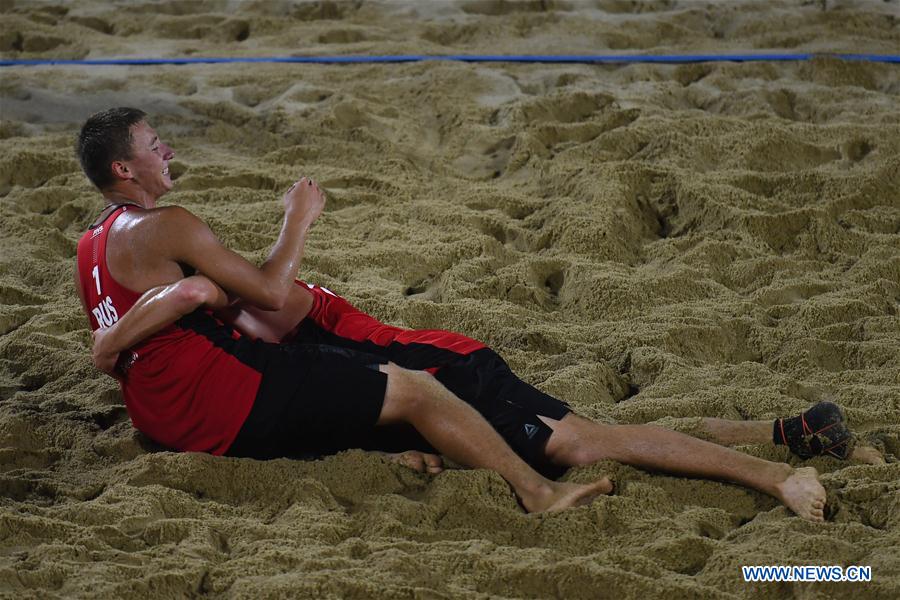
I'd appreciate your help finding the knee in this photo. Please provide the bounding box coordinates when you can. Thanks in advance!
[380,363,432,420]
[549,436,597,467]
[546,415,613,466]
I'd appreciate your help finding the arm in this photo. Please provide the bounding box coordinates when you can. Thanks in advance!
[92,275,228,375]
[215,281,314,343]
[157,177,325,311]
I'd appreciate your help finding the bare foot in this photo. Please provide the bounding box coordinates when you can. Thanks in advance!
[522,477,614,513]
[774,466,827,522]
[851,444,886,465]
[378,450,444,474]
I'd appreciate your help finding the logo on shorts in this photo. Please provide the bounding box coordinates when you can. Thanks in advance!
[523,423,539,439]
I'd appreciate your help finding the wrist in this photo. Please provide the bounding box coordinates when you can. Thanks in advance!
[93,327,117,355]
[288,217,313,234]
[284,207,314,229]
[98,347,118,363]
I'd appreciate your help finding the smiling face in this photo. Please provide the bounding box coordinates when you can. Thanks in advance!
[116,120,175,200]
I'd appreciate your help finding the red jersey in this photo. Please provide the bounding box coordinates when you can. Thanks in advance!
[76,205,258,455]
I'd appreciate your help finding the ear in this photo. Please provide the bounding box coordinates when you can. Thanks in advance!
[110,160,132,181]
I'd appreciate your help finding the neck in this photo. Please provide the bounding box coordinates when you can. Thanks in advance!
[101,188,154,210]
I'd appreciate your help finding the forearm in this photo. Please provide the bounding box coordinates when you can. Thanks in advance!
[257,215,311,310]
[216,282,314,343]
[98,276,227,356]
[168,178,324,312]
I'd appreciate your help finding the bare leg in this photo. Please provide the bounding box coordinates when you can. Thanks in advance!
[544,414,826,521]
[698,418,772,445]
[697,416,883,464]
[378,364,612,513]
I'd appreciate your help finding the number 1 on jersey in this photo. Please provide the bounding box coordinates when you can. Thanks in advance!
[92,265,101,295]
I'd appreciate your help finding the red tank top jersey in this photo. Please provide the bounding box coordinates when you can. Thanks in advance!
[76,205,258,455]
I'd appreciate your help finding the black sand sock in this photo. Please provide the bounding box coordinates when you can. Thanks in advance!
[773,401,854,460]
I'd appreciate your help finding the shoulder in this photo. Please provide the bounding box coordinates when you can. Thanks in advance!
[105,206,215,266]
[148,205,202,226]
[118,205,208,236]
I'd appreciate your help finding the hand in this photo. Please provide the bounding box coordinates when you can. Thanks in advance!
[91,329,121,377]
[283,177,326,228]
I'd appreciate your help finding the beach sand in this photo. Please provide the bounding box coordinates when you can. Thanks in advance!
[1,0,899,597]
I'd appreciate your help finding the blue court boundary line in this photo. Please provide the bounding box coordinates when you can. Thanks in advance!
[1,53,898,67]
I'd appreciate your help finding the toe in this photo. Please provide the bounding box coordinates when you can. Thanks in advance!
[424,453,444,474]
[399,451,426,472]
[802,508,821,522]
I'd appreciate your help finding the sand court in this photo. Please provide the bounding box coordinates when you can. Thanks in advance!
[1,1,899,597]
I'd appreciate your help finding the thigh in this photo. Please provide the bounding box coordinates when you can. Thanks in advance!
[435,348,570,418]
[435,348,572,479]
[226,343,389,459]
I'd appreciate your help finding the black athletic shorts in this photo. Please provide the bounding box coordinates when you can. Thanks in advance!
[226,285,571,479]
[369,346,572,480]
[225,340,389,461]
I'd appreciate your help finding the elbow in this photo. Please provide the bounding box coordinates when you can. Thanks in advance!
[173,279,213,313]
[258,288,287,311]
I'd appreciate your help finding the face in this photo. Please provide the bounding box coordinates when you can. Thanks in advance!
[118,121,175,199]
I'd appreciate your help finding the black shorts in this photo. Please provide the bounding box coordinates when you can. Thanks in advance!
[227,287,571,479]
[363,347,572,480]
[225,341,390,461]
